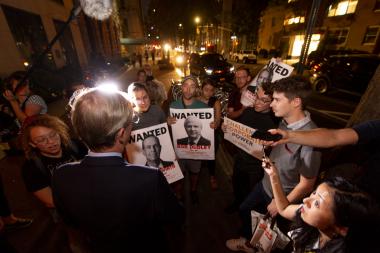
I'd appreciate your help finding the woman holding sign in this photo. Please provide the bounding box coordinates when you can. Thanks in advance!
[199,79,222,190]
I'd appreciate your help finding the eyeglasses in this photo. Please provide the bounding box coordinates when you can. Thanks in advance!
[32,131,60,145]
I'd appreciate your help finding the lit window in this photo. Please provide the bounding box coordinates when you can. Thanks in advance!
[284,16,305,25]
[326,28,350,45]
[362,26,380,45]
[328,0,357,16]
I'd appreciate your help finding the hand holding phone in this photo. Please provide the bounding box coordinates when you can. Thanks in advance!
[251,129,282,142]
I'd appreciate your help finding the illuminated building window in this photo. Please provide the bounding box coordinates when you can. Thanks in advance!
[290,34,320,57]
[362,26,380,45]
[328,0,358,17]
[326,28,350,45]
[284,16,305,25]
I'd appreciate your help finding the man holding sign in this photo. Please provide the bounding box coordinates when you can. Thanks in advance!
[169,76,209,204]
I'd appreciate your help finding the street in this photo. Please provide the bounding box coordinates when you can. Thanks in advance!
[1,60,363,253]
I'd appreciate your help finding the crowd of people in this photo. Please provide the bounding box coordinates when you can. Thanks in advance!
[0,58,379,253]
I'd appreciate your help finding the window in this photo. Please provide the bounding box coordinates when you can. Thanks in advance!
[284,16,305,25]
[362,26,380,45]
[326,28,350,45]
[1,4,55,68]
[328,0,358,17]
[375,0,380,11]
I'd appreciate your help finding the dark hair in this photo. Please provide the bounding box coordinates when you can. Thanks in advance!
[235,66,250,76]
[5,71,28,92]
[127,82,148,94]
[271,75,312,109]
[261,82,274,97]
[293,177,379,253]
[201,78,216,89]
[137,69,146,76]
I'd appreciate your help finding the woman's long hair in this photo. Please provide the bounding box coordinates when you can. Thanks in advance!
[21,115,70,159]
[292,177,379,253]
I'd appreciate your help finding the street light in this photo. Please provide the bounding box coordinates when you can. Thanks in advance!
[194,16,200,24]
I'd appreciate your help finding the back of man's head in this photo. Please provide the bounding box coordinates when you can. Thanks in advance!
[71,88,133,151]
[271,75,312,109]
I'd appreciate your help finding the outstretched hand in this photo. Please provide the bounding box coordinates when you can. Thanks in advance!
[262,156,277,176]
[254,128,289,146]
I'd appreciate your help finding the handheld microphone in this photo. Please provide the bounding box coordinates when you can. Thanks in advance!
[79,0,113,20]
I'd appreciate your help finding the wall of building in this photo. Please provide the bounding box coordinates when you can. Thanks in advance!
[258,4,286,51]
[0,0,87,77]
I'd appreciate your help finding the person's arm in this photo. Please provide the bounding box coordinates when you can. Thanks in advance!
[264,127,359,147]
[33,187,55,208]
[263,157,299,220]
[227,105,246,119]
[213,100,222,128]
[3,90,28,122]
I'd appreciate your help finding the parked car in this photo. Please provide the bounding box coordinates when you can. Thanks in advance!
[189,53,235,82]
[309,54,380,95]
[306,49,369,69]
[232,50,257,64]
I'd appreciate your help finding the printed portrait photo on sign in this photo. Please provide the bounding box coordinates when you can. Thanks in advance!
[126,123,183,184]
[170,108,214,160]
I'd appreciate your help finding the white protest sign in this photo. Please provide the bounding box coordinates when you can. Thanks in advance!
[248,58,294,87]
[127,123,183,184]
[241,86,257,107]
[266,58,294,82]
[170,108,215,160]
[224,117,264,159]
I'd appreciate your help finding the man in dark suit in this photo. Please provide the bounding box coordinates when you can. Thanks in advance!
[51,88,184,253]
[176,115,211,146]
[142,135,174,169]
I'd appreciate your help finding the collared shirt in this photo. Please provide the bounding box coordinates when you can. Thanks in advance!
[262,111,321,198]
[88,151,122,158]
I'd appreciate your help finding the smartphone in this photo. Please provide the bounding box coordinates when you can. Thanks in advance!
[251,130,282,142]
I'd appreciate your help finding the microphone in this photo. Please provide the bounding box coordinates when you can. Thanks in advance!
[79,0,113,20]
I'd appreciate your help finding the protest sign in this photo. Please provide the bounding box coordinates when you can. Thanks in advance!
[248,58,294,86]
[224,117,264,159]
[127,123,183,184]
[169,108,215,160]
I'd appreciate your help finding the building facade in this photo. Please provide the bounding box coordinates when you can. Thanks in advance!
[0,0,122,77]
[258,0,380,58]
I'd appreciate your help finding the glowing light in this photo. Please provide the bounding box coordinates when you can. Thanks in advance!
[176,55,184,64]
[164,43,171,52]
[175,68,185,77]
[194,16,200,24]
[96,81,119,93]
[23,61,29,67]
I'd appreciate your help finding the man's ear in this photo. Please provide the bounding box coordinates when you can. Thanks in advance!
[247,75,252,82]
[291,97,302,108]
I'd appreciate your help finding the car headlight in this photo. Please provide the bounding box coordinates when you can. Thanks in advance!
[205,68,213,75]
[229,66,235,72]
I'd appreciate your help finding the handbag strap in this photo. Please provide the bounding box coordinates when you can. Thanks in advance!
[263,212,277,229]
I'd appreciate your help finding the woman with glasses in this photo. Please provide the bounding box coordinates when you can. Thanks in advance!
[20,115,85,208]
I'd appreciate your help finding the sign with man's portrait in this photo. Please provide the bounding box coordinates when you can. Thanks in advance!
[223,117,264,160]
[250,58,294,86]
[169,108,214,160]
[126,123,183,184]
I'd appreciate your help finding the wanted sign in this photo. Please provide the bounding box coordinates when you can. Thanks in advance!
[169,108,215,160]
[224,117,264,160]
[248,58,294,86]
[126,123,183,184]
